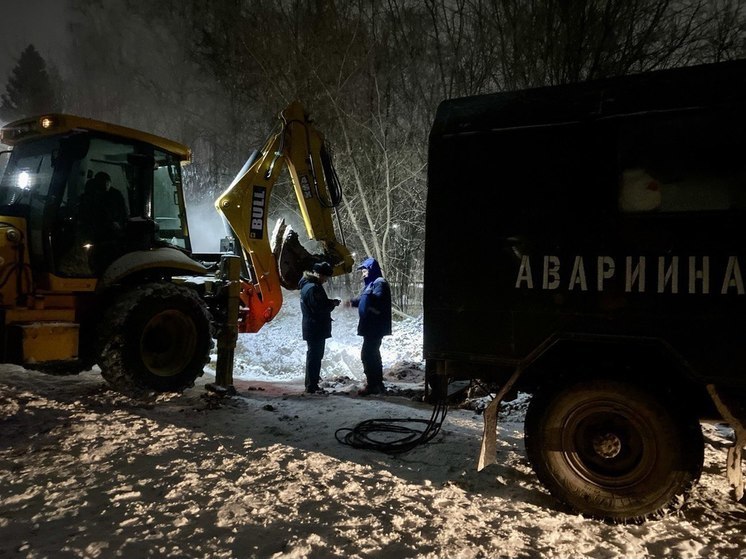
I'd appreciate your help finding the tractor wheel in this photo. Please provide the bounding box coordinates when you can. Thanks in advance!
[98,282,213,395]
[524,379,703,522]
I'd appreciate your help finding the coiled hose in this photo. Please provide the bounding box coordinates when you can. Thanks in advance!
[335,398,448,454]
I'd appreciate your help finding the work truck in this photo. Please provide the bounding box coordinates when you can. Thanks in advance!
[425,59,746,522]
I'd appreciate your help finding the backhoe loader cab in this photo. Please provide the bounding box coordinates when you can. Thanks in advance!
[0,105,352,396]
[0,114,193,275]
[425,59,746,522]
[0,114,213,394]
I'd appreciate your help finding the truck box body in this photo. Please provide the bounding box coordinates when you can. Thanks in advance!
[425,59,746,391]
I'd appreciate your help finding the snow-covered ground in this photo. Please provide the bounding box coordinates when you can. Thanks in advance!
[1,290,746,558]
[221,286,423,389]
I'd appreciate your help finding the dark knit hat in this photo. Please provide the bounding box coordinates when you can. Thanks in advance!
[313,262,333,276]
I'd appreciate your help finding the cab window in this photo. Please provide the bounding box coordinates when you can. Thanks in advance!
[617,110,746,213]
[153,150,188,249]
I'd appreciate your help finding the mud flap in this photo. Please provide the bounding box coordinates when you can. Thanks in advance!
[478,398,499,470]
[707,385,746,499]
[477,365,525,471]
[727,433,746,501]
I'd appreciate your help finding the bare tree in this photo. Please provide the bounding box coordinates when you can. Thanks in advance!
[694,0,746,62]
[56,0,746,313]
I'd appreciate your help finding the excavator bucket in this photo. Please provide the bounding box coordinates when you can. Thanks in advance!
[271,219,320,290]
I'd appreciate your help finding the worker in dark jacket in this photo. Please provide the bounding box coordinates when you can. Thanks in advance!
[299,261,340,394]
[349,257,392,396]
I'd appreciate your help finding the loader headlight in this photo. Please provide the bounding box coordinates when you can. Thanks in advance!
[17,171,30,189]
[40,116,54,129]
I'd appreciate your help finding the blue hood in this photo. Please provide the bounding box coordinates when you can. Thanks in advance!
[357,257,382,285]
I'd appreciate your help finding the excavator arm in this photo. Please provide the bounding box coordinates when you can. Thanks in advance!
[215,102,353,333]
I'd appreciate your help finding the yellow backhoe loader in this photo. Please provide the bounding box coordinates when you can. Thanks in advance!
[0,103,352,395]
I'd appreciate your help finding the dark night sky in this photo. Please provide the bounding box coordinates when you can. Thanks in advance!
[0,0,70,83]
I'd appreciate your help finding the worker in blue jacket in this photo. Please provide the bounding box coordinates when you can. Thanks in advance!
[299,261,340,394]
[348,257,392,395]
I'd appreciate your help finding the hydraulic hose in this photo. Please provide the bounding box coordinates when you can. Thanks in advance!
[335,398,448,454]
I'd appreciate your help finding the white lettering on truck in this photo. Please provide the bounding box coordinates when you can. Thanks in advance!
[515,255,746,295]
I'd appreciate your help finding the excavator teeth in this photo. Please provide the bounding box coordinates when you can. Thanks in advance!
[271,218,317,290]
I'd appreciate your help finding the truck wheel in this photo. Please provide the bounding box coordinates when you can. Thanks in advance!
[524,379,703,522]
[98,282,213,395]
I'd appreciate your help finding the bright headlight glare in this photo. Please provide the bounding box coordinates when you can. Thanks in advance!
[40,117,54,129]
[18,171,30,189]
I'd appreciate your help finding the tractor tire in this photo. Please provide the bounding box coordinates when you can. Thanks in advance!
[98,282,213,396]
[524,379,704,523]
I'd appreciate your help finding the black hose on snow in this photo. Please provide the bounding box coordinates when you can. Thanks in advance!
[335,399,448,454]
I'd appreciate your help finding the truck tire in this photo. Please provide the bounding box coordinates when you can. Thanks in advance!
[524,379,703,522]
[98,282,213,395]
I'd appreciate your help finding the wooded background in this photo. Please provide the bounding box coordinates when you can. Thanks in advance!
[2,0,745,313]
